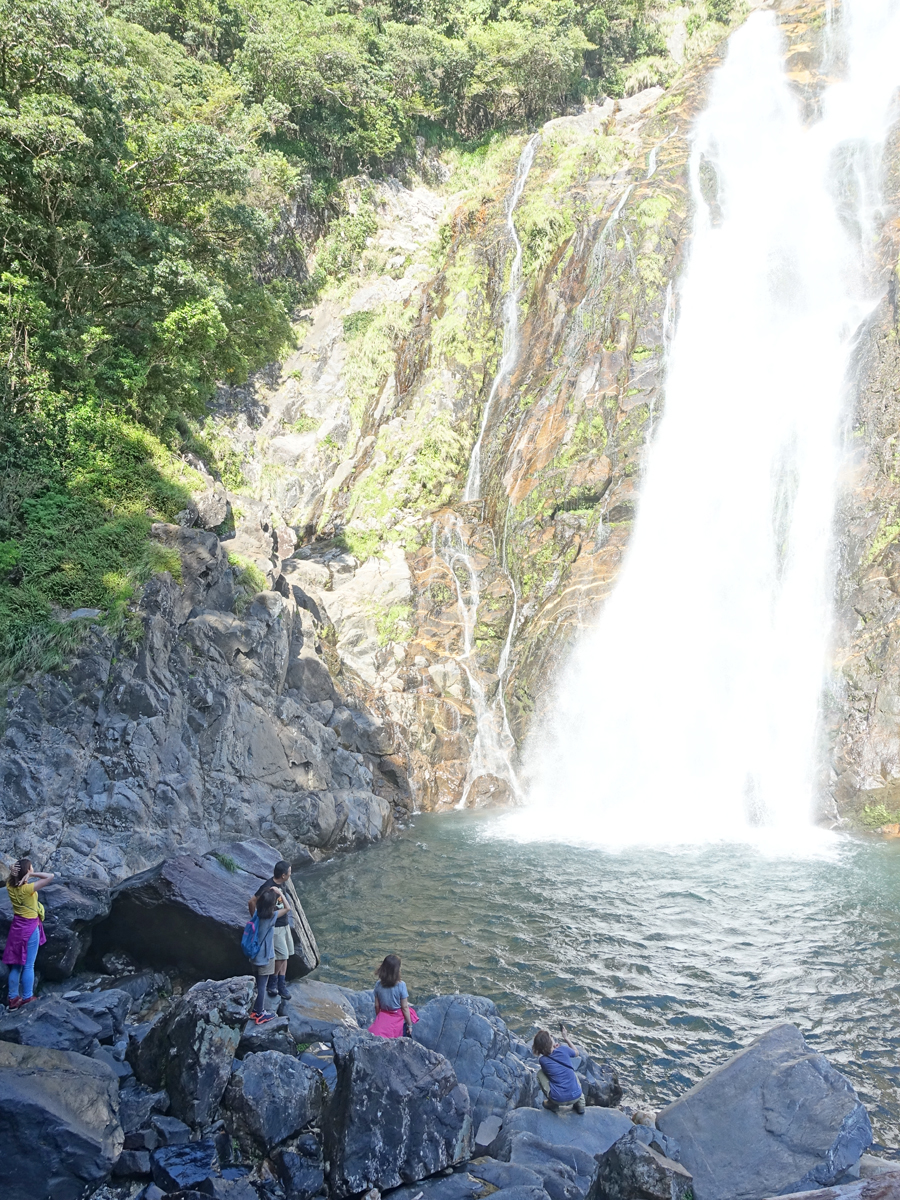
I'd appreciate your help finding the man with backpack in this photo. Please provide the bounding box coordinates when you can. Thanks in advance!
[248,859,294,1002]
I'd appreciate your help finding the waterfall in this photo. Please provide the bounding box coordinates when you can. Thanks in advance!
[510,0,900,846]
[463,134,540,503]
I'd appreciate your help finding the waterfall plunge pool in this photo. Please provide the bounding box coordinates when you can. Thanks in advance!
[299,812,900,1147]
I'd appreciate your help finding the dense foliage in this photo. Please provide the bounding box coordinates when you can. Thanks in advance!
[0,0,713,679]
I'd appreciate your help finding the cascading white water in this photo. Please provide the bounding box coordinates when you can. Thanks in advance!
[508,0,900,846]
[463,134,540,503]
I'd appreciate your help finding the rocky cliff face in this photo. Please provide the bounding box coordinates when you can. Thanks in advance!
[0,523,396,884]
[3,0,897,840]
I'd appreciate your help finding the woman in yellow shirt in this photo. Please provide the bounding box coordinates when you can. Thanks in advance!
[3,858,54,1008]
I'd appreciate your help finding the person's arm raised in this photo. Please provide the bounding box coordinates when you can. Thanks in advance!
[31,871,55,892]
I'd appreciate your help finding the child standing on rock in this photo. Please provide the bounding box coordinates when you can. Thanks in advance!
[532,1024,586,1114]
[249,887,280,1024]
[3,858,54,1009]
[369,954,418,1038]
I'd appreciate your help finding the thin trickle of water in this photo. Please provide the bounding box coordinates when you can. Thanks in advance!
[437,515,521,805]
[577,184,635,324]
[512,0,900,847]
[464,134,540,503]
[645,129,677,181]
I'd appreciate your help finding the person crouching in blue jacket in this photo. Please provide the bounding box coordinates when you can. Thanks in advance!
[532,1024,586,1114]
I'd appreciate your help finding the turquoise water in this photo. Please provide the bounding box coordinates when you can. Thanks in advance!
[298,812,900,1146]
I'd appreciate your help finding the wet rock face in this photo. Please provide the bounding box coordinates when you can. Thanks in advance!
[325,1027,474,1197]
[0,1040,124,1200]
[656,1022,872,1200]
[829,128,900,818]
[0,523,397,885]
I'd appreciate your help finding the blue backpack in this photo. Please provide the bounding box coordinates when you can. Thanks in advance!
[241,913,260,959]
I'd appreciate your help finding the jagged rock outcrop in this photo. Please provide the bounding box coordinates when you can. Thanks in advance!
[0,1040,124,1200]
[325,1026,474,1197]
[131,976,254,1127]
[0,523,397,884]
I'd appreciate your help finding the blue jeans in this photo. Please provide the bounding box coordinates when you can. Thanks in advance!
[8,925,40,999]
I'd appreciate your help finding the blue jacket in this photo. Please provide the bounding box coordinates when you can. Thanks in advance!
[251,913,276,967]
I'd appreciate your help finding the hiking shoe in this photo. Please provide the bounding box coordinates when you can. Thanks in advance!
[7,997,21,1010]
[253,1010,276,1025]
[277,980,291,999]
[18,996,36,1007]
[542,1099,560,1113]
[266,986,279,997]
[574,1098,586,1115]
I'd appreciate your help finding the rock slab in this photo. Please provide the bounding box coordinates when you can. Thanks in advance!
[94,838,319,981]
[494,1106,633,1162]
[0,1040,123,1200]
[415,994,534,1127]
[657,1023,873,1200]
[325,1027,473,1196]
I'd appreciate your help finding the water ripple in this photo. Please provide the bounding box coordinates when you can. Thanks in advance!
[299,812,900,1145]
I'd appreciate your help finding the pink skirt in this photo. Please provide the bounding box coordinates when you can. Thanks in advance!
[2,916,45,966]
[368,1006,419,1038]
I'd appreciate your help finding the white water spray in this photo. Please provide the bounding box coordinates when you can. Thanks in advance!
[464,135,540,502]
[510,0,900,846]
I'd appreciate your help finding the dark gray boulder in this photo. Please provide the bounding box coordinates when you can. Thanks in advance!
[119,1082,169,1134]
[237,1014,297,1058]
[152,1114,192,1146]
[591,1126,693,1200]
[151,1140,218,1192]
[469,1160,548,1191]
[281,980,360,1044]
[132,976,254,1126]
[115,1148,152,1177]
[92,838,318,981]
[505,1132,599,1200]
[0,877,110,980]
[0,996,104,1054]
[386,1172,488,1200]
[272,1139,326,1200]
[224,1050,324,1150]
[70,987,133,1042]
[493,1107,633,1162]
[0,1040,124,1200]
[326,1027,473,1197]
[414,994,534,1128]
[656,1022,873,1200]
[578,1056,623,1109]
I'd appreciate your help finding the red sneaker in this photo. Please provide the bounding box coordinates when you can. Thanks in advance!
[7,997,21,1010]
[253,1010,275,1025]
[18,996,36,1006]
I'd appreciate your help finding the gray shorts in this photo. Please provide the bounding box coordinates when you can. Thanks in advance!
[273,925,294,960]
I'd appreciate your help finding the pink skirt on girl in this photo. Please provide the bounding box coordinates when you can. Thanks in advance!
[368,1006,419,1038]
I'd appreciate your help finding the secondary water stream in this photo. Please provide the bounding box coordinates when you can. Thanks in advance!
[301,816,900,1148]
